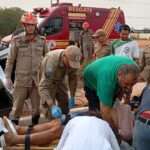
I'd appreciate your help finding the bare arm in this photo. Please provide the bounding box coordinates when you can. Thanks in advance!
[100,103,118,129]
[100,103,121,144]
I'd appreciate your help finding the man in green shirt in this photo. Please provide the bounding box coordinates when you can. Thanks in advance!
[83,55,139,130]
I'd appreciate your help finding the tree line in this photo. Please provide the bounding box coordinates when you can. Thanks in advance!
[0,7,25,38]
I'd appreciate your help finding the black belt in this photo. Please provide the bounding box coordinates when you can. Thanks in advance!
[138,116,150,126]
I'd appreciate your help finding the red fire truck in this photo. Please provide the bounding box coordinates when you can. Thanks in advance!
[34,2,125,49]
[1,2,125,50]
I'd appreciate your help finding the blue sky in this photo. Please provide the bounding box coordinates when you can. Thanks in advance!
[0,0,148,29]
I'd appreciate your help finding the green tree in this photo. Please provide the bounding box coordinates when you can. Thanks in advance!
[0,7,24,37]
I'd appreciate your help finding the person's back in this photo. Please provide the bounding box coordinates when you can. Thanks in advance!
[57,116,120,150]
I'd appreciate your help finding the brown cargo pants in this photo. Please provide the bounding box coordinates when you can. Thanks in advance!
[13,85,40,118]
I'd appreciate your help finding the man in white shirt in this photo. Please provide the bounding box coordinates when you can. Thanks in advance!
[112,24,140,64]
[57,116,120,150]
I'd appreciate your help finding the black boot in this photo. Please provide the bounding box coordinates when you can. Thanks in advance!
[31,114,40,126]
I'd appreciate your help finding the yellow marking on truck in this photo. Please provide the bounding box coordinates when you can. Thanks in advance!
[102,7,121,38]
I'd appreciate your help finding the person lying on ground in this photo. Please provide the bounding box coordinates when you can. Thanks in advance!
[3,110,117,148]
[3,117,63,146]
[3,107,127,148]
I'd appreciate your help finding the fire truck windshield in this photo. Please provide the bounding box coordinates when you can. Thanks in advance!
[39,17,63,36]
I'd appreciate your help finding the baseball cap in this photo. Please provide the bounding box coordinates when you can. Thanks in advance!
[92,29,106,38]
[64,45,81,69]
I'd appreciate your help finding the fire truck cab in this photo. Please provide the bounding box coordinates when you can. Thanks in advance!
[35,3,125,49]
